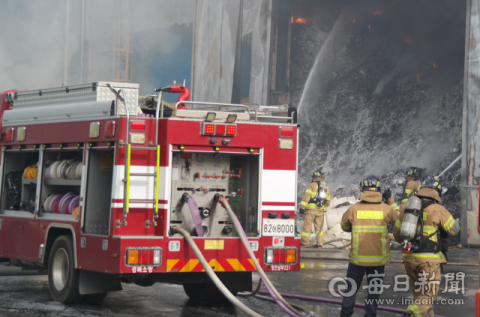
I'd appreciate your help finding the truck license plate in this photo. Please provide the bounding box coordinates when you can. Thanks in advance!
[262,219,295,237]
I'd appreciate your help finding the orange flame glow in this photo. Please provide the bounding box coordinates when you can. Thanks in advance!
[291,17,307,24]
[373,11,382,15]
[415,73,422,82]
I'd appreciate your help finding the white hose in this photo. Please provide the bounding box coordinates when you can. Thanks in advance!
[173,227,263,317]
[219,197,307,317]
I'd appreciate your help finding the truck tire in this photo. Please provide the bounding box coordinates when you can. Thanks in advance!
[48,235,83,304]
[183,281,237,303]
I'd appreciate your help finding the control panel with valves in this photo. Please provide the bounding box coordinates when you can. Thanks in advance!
[170,151,249,238]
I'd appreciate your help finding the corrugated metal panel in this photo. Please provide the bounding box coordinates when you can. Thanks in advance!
[191,0,273,105]
[462,0,480,245]
[191,0,241,103]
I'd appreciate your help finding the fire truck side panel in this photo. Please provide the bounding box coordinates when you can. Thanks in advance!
[76,235,109,272]
[4,219,40,260]
[1,119,120,146]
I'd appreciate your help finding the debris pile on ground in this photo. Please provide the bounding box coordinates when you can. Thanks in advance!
[291,1,465,240]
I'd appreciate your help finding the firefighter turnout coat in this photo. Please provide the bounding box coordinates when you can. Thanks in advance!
[400,178,421,208]
[393,187,459,317]
[300,179,331,246]
[341,191,398,266]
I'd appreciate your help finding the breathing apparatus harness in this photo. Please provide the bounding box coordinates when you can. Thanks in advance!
[309,180,327,207]
[401,197,447,258]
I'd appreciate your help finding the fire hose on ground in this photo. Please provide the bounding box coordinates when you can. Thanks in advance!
[176,195,445,317]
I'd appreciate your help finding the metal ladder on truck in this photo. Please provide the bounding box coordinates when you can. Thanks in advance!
[116,90,164,228]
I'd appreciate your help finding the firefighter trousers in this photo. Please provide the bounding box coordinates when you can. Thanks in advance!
[341,263,385,317]
[404,257,442,317]
[301,209,325,246]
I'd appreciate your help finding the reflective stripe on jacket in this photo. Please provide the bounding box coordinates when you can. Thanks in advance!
[300,182,331,211]
[394,188,459,263]
[341,191,398,267]
[401,180,421,203]
[387,197,400,214]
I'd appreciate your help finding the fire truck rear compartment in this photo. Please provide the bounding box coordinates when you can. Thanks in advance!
[169,152,259,238]
[1,150,39,215]
[83,149,114,236]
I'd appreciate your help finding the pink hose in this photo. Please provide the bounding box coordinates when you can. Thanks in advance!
[230,209,299,317]
[256,290,446,317]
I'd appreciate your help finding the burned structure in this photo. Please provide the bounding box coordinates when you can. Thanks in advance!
[289,1,467,242]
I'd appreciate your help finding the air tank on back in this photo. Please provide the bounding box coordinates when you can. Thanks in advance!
[318,181,327,200]
[400,196,422,247]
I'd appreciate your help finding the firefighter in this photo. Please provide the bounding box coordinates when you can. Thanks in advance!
[383,188,400,215]
[299,168,331,248]
[394,177,459,317]
[340,175,398,317]
[399,167,422,210]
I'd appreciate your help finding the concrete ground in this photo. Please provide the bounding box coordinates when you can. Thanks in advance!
[0,248,475,317]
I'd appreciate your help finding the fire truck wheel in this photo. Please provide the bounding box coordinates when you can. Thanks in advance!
[183,282,237,303]
[48,235,83,304]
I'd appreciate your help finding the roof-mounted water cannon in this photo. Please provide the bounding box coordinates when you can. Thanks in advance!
[154,80,190,110]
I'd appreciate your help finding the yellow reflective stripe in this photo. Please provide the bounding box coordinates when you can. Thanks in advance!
[320,232,324,236]
[423,212,427,221]
[407,305,422,317]
[382,230,387,256]
[402,252,445,259]
[390,203,399,210]
[350,254,391,264]
[305,189,315,194]
[405,189,413,195]
[444,216,455,231]
[326,195,331,200]
[352,225,388,232]
[395,219,402,229]
[341,222,351,231]
[305,204,326,210]
[300,201,308,206]
[415,225,438,242]
[353,232,358,255]
[301,232,310,237]
[356,210,383,220]
[401,198,408,203]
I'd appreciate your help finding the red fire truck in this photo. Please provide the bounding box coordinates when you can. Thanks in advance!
[0,82,300,303]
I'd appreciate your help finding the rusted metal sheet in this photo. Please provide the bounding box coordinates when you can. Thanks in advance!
[462,0,480,245]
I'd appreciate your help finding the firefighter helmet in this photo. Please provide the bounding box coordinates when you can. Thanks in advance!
[311,168,324,180]
[420,176,442,197]
[406,167,420,178]
[360,175,381,192]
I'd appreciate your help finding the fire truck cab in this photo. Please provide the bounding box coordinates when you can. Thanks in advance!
[0,82,300,303]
